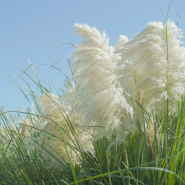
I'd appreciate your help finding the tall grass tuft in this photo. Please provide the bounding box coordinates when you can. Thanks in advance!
[1,11,185,185]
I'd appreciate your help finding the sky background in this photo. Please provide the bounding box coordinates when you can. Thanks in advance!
[1,0,185,122]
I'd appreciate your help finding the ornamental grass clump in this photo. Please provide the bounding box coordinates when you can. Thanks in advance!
[1,16,185,185]
[30,19,185,169]
[71,23,136,143]
[115,20,185,124]
[33,79,93,168]
[70,20,185,146]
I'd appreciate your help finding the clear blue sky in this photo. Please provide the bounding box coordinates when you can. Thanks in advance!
[1,0,185,116]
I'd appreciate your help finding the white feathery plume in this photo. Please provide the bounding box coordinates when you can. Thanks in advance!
[71,23,136,142]
[115,20,185,124]
[33,80,93,168]
[60,79,93,155]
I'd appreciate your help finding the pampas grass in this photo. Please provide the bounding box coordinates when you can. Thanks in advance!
[1,14,185,185]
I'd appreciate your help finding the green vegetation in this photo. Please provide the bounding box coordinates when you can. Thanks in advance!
[1,8,185,185]
[1,96,185,184]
